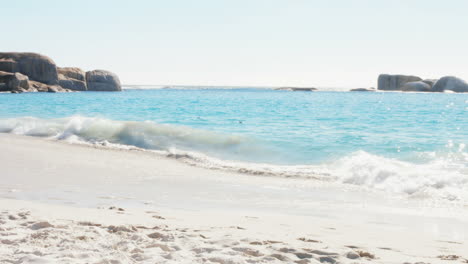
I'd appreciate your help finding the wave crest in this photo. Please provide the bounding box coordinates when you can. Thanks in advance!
[0,116,467,202]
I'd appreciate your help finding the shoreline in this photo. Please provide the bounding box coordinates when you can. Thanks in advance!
[1,113,467,203]
[0,133,467,263]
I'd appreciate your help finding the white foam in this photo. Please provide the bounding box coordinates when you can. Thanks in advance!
[0,116,467,202]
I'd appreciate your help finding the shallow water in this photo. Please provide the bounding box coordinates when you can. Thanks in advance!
[1,88,467,200]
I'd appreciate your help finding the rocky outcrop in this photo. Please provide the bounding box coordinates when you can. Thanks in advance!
[0,52,121,93]
[378,74,422,91]
[350,87,376,92]
[400,81,432,92]
[0,71,30,92]
[0,52,58,84]
[275,87,317,91]
[422,79,438,88]
[86,70,121,91]
[29,80,70,93]
[58,67,87,91]
[432,76,468,93]
[375,74,468,92]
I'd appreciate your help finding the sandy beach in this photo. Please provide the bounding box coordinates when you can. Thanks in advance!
[4,0,468,262]
[0,134,466,263]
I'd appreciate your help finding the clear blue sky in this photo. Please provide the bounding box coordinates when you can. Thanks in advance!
[3,0,468,87]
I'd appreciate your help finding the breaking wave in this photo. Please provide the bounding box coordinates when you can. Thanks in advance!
[0,116,467,202]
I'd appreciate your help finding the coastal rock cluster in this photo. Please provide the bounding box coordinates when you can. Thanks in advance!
[275,87,317,91]
[378,74,468,92]
[0,52,121,93]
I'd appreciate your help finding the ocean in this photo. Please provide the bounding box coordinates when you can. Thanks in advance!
[1,88,467,201]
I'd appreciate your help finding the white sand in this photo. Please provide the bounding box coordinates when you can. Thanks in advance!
[0,134,467,263]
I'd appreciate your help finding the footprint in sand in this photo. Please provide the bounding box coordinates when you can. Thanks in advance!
[298,237,322,243]
[232,247,264,257]
[30,221,54,230]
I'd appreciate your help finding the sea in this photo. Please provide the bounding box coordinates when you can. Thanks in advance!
[1,87,467,202]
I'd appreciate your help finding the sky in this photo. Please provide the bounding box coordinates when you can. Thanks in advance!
[3,0,468,87]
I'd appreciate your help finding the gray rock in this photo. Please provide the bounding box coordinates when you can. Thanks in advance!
[432,76,468,93]
[276,87,317,91]
[47,85,62,93]
[400,81,432,92]
[422,79,438,88]
[350,87,375,92]
[378,74,422,91]
[58,67,85,81]
[0,52,58,84]
[58,79,87,91]
[29,80,65,93]
[0,58,19,73]
[58,67,87,91]
[0,71,30,91]
[86,70,121,91]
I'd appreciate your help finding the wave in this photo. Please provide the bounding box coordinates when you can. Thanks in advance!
[0,116,467,202]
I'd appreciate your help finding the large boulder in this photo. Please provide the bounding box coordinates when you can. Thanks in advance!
[0,71,30,92]
[400,81,432,92]
[0,52,58,84]
[58,67,87,91]
[432,76,468,93]
[29,80,69,93]
[422,79,438,88]
[377,74,422,91]
[0,58,19,73]
[86,70,121,91]
[58,67,86,81]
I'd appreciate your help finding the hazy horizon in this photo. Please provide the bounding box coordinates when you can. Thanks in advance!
[4,0,468,88]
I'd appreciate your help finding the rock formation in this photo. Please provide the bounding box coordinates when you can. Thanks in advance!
[377,74,468,93]
[0,52,121,93]
[275,87,317,91]
[0,53,58,84]
[377,74,422,91]
[432,76,468,93]
[58,67,87,91]
[400,81,432,92]
[350,87,376,92]
[0,71,30,92]
[421,79,438,88]
[86,70,121,91]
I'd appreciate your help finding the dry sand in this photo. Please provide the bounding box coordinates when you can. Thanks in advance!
[0,134,467,263]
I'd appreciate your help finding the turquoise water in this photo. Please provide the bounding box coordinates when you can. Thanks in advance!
[1,88,467,200]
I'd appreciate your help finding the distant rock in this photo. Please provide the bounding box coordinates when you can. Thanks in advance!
[0,71,30,92]
[29,80,69,93]
[275,87,317,91]
[86,70,121,91]
[58,67,87,91]
[0,52,121,93]
[58,67,86,81]
[422,79,438,88]
[377,74,422,91]
[350,87,375,92]
[0,52,58,84]
[432,76,468,93]
[376,74,468,93]
[400,81,432,92]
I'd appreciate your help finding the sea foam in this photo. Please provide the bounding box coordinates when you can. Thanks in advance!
[0,116,467,202]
